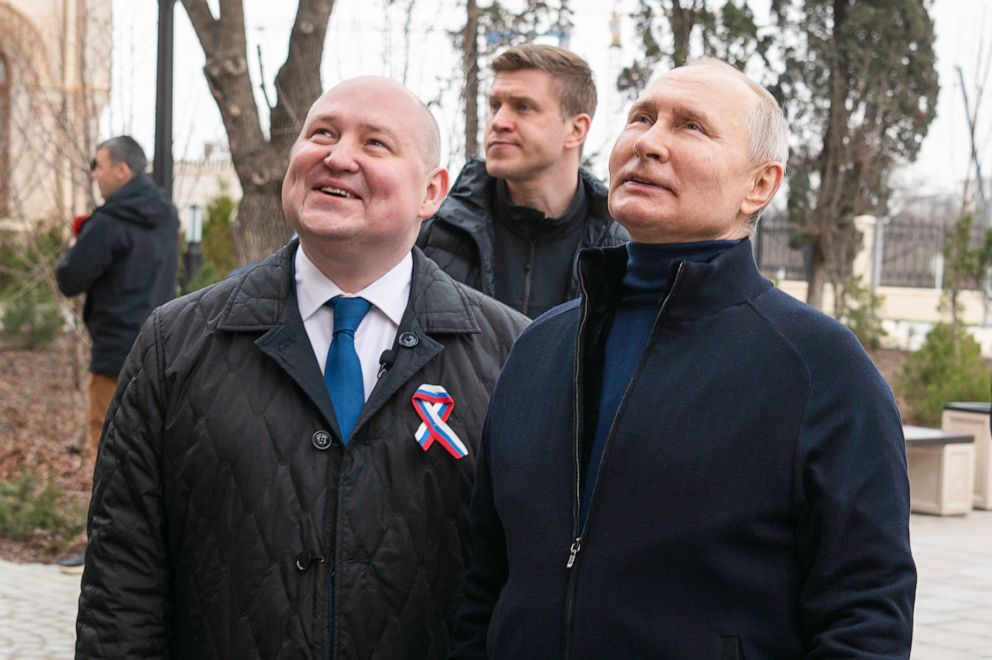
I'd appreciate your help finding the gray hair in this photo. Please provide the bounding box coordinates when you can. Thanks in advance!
[687,59,788,226]
[97,136,148,174]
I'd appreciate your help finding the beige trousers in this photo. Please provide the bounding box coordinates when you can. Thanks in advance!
[87,373,117,467]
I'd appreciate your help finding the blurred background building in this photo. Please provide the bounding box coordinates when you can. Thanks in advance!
[0,0,111,233]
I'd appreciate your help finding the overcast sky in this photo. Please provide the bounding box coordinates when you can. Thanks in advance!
[106,0,991,199]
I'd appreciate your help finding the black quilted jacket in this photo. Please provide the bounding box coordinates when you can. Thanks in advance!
[76,241,528,659]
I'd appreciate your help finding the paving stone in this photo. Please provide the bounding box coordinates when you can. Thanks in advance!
[911,644,983,660]
[1,511,991,658]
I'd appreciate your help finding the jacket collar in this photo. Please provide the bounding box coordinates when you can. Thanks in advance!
[437,157,613,245]
[435,157,622,298]
[216,239,480,336]
[215,239,480,437]
[578,238,772,320]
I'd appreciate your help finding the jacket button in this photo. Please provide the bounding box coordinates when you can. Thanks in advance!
[398,332,419,348]
[295,552,312,571]
[312,430,333,450]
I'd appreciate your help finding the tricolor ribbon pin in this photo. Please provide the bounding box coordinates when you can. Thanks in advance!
[412,384,468,460]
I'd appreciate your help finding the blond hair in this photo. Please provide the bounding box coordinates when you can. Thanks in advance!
[492,44,597,119]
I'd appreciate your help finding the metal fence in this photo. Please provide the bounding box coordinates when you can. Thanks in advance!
[754,217,987,290]
[753,219,808,281]
[878,222,946,288]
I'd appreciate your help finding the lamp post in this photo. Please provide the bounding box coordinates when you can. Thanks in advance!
[153,0,175,198]
[183,204,203,292]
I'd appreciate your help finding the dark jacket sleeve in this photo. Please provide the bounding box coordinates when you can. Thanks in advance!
[795,339,916,658]
[56,213,129,297]
[449,421,508,660]
[76,309,172,658]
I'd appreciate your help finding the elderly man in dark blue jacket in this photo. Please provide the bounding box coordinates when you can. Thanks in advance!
[452,58,915,659]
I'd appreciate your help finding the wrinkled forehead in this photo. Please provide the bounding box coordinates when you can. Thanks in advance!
[645,64,758,122]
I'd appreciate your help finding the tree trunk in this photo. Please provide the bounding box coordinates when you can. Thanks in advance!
[669,1,695,67]
[235,186,291,262]
[462,0,480,159]
[806,243,827,310]
[805,0,849,312]
[180,0,335,264]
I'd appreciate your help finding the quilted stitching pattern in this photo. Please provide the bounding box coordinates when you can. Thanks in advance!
[77,244,528,659]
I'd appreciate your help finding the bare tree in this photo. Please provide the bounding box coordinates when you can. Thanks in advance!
[0,1,111,391]
[460,0,480,159]
[179,0,336,264]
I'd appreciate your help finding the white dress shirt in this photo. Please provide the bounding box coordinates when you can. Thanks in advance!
[295,246,412,401]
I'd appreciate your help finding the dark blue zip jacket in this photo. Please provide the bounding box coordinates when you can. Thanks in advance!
[452,239,915,659]
[57,173,178,377]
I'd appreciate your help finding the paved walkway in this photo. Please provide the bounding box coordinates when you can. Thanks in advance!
[1,511,990,658]
[0,561,78,658]
[910,510,992,659]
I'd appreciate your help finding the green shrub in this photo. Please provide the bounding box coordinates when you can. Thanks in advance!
[0,227,66,348]
[896,323,990,426]
[202,189,238,276]
[185,184,238,292]
[838,275,887,350]
[187,262,222,293]
[0,287,62,348]
[0,472,86,547]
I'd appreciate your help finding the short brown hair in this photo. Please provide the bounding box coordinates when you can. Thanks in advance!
[491,44,597,119]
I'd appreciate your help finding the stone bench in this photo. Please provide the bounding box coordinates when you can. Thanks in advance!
[942,402,992,510]
[904,425,975,516]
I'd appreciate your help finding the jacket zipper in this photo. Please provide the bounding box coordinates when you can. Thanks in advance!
[562,265,591,659]
[561,260,686,659]
[522,239,536,316]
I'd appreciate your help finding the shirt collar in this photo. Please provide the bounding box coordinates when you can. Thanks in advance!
[295,246,412,326]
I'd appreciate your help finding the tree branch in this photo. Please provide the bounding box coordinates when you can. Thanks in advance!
[180,0,218,44]
[270,0,336,151]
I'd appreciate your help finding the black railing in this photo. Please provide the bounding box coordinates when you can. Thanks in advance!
[753,219,808,281]
[878,222,946,288]
[753,217,992,290]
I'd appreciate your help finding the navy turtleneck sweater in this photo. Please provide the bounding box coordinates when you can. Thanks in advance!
[580,239,743,526]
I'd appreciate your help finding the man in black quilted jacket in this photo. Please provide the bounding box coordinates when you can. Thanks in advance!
[418,44,627,318]
[75,77,528,659]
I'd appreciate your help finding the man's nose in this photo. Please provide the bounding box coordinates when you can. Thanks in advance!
[632,124,671,162]
[489,106,513,132]
[322,139,359,170]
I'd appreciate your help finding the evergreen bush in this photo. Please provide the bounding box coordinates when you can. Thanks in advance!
[838,274,887,350]
[0,472,86,548]
[896,323,990,426]
[0,227,66,348]
[187,184,238,292]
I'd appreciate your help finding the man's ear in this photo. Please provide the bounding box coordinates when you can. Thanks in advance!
[740,161,784,218]
[564,113,592,151]
[418,167,450,219]
[117,161,135,182]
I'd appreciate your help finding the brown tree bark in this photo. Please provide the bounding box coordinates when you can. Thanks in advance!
[669,0,701,67]
[462,0,480,160]
[180,0,336,264]
[805,0,849,310]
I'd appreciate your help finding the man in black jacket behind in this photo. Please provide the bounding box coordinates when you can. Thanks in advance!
[75,77,527,659]
[418,44,627,318]
[56,136,178,471]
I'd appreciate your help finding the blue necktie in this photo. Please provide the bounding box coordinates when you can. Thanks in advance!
[324,296,371,443]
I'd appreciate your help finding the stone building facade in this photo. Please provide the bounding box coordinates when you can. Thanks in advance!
[0,0,110,232]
